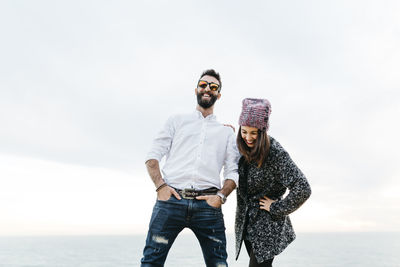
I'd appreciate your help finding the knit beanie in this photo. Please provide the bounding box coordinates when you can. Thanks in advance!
[238,98,272,131]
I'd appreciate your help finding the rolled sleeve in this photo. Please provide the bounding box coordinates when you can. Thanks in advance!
[145,116,175,163]
[222,132,240,186]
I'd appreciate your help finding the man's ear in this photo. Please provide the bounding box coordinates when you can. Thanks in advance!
[195,88,198,95]
[217,93,222,100]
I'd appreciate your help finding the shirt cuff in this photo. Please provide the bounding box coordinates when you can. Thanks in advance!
[222,172,239,187]
[144,153,162,163]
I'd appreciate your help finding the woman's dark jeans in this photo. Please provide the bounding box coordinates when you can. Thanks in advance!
[141,195,227,267]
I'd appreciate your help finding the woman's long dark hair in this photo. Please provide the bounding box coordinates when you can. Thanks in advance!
[237,126,270,168]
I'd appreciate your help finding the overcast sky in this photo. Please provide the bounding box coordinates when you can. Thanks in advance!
[1,0,399,235]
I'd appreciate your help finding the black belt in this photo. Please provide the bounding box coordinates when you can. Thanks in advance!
[175,187,218,199]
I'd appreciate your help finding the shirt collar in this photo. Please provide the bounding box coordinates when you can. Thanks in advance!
[194,109,216,120]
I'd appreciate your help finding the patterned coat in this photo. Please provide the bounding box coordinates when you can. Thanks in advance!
[235,136,311,263]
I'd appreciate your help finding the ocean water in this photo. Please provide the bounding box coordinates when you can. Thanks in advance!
[0,232,399,267]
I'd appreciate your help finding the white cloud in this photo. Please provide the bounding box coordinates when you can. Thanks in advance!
[0,0,399,234]
[0,154,154,235]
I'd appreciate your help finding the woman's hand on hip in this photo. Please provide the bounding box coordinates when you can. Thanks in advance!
[259,196,276,211]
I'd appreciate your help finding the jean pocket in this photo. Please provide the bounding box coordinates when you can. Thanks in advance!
[157,193,181,202]
[203,200,222,210]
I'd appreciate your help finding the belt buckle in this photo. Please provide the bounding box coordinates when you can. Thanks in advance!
[181,188,196,199]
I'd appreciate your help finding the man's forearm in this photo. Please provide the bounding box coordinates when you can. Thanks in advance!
[219,179,237,197]
[145,159,164,188]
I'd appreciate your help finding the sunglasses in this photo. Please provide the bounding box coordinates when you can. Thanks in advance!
[197,80,220,92]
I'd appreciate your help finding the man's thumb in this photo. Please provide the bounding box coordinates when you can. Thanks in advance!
[171,189,181,200]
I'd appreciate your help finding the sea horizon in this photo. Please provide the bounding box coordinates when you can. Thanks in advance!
[2,230,399,237]
[0,232,399,266]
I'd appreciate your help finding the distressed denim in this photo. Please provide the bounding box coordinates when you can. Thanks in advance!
[141,195,228,267]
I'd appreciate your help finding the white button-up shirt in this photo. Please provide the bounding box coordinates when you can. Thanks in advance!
[146,110,240,190]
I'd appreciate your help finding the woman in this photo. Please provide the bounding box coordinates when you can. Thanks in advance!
[235,98,311,267]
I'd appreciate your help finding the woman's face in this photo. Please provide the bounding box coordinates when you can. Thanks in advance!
[241,126,258,148]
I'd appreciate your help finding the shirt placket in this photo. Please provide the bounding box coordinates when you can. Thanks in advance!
[192,117,207,188]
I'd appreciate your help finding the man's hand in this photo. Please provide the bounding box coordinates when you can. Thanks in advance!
[223,124,235,132]
[157,185,181,201]
[196,195,222,208]
[259,196,276,211]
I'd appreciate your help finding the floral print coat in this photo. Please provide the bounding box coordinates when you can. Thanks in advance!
[235,136,312,263]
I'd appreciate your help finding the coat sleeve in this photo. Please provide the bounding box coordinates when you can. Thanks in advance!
[269,151,311,218]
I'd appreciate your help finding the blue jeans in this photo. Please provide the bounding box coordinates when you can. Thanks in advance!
[140,195,228,267]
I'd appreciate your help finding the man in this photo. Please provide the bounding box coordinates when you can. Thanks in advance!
[141,69,239,267]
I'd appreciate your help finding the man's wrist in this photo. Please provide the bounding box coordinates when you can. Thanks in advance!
[216,191,227,204]
[155,179,165,189]
[156,182,167,192]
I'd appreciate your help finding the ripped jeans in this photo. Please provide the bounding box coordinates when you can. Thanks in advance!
[140,195,227,267]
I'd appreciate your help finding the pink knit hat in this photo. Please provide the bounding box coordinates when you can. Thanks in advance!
[239,98,272,131]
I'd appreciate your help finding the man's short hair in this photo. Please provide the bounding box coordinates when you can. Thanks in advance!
[199,69,222,91]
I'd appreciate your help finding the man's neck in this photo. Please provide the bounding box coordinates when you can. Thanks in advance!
[196,105,214,118]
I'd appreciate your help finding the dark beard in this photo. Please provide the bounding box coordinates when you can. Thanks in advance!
[197,93,218,109]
